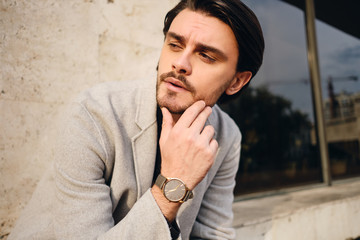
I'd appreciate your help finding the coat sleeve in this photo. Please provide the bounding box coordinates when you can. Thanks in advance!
[53,102,173,240]
[189,128,241,240]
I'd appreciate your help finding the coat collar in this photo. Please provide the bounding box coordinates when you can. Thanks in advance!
[132,79,158,199]
[134,79,157,130]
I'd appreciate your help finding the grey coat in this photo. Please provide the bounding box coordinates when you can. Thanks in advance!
[9,79,241,240]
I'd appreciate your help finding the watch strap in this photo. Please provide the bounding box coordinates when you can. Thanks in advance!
[154,173,167,190]
[182,190,194,202]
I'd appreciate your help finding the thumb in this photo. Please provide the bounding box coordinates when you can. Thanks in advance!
[160,107,174,143]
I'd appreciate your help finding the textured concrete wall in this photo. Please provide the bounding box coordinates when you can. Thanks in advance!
[233,180,360,240]
[264,196,360,240]
[235,195,360,240]
[0,0,177,237]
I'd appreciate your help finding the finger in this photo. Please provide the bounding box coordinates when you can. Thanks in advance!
[175,100,206,128]
[209,138,219,154]
[190,106,212,132]
[200,125,216,142]
[160,107,174,143]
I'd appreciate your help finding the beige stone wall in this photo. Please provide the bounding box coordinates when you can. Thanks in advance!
[234,180,360,240]
[0,0,177,237]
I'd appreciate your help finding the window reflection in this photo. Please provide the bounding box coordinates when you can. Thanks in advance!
[220,87,321,195]
[222,0,360,196]
[316,16,360,179]
[220,0,323,195]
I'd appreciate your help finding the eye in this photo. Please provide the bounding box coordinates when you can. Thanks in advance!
[199,52,216,63]
[168,42,182,51]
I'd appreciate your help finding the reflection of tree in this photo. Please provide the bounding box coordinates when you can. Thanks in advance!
[220,87,320,194]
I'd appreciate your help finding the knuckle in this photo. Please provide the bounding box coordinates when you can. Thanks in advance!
[195,142,206,151]
[185,134,196,144]
[205,125,215,134]
[205,148,214,158]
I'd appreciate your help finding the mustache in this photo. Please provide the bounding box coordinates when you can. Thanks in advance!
[159,71,196,93]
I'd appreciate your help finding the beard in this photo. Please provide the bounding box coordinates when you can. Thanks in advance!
[156,70,233,115]
[156,71,197,114]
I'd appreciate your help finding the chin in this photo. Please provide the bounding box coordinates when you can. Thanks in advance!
[157,100,187,114]
[156,84,200,114]
[156,95,192,115]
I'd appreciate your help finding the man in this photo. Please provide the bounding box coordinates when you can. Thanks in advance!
[9,0,264,239]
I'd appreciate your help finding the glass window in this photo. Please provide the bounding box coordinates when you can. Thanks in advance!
[220,0,323,196]
[316,15,360,180]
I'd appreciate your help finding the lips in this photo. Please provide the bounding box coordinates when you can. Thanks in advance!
[164,77,188,91]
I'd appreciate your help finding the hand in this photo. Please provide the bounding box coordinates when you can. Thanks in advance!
[159,101,218,190]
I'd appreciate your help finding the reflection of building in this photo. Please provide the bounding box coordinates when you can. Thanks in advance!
[324,91,360,170]
[311,91,360,174]
[324,91,360,144]
[312,92,360,140]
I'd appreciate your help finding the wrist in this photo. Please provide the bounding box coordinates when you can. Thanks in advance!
[151,185,181,222]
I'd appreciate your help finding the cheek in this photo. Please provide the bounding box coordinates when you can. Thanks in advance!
[158,48,172,72]
[158,55,166,74]
[195,78,224,101]
[194,67,235,102]
[195,66,233,90]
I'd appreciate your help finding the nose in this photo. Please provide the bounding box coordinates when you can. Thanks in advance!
[172,52,192,75]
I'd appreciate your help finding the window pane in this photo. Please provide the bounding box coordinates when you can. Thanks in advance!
[220,0,323,196]
[316,16,360,180]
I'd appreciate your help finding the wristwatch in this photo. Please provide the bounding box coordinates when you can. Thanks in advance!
[154,174,193,203]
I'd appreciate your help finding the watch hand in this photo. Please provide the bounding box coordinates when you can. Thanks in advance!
[166,184,183,194]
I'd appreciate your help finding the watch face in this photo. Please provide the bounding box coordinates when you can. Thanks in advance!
[164,178,186,202]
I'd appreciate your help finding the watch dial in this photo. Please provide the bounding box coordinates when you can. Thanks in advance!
[164,179,186,202]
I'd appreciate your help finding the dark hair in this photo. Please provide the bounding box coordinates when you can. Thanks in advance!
[163,0,264,102]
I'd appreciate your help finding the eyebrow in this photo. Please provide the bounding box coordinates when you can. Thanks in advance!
[166,31,228,61]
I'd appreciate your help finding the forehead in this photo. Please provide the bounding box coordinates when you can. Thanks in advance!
[168,9,238,54]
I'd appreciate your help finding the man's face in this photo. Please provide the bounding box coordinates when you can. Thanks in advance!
[156,9,239,115]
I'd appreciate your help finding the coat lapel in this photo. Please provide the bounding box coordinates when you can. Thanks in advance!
[131,79,158,199]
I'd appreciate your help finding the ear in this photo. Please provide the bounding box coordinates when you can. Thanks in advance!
[225,71,252,96]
